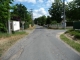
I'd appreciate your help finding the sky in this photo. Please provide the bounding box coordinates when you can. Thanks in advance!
[13,0,73,19]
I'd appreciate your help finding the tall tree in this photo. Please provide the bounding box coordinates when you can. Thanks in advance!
[66,0,80,21]
[75,0,80,5]
[0,0,14,32]
[48,0,63,23]
[46,16,51,27]
[12,4,34,28]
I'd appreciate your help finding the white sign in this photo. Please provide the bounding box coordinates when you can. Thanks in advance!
[12,21,20,31]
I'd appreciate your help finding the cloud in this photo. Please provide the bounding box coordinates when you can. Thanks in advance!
[16,0,36,4]
[46,0,54,7]
[66,0,73,2]
[33,8,48,19]
[38,0,43,3]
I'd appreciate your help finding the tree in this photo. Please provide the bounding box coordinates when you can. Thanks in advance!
[34,15,47,26]
[0,0,14,32]
[11,4,34,29]
[48,0,63,23]
[75,0,80,6]
[11,4,27,21]
[66,0,80,21]
[46,16,51,27]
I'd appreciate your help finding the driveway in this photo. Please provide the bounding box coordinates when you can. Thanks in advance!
[1,25,80,60]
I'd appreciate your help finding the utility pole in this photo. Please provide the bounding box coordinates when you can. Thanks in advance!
[8,0,11,34]
[8,10,11,34]
[30,9,33,20]
[30,9,34,26]
[63,0,66,29]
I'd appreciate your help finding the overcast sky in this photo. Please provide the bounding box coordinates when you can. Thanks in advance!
[14,0,73,19]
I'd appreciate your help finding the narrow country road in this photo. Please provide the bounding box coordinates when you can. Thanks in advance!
[1,25,80,60]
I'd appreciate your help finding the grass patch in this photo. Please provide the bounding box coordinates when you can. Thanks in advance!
[60,34,80,52]
[65,29,80,39]
[0,33,11,38]
[0,31,28,57]
[0,31,26,38]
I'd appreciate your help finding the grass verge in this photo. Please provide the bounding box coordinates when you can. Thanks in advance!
[60,34,80,52]
[0,31,28,57]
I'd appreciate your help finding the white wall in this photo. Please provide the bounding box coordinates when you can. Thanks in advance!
[12,21,20,31]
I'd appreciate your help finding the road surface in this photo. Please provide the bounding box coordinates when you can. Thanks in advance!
[1,26,80,60]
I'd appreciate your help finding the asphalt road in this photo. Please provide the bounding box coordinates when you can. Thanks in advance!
[1,26,80,60]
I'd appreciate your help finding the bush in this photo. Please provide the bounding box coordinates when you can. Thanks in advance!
[51,21,57,25]
[0,23,7,33]
[24,22,29,29]
[65,29,80,39]
[74,32,80,39]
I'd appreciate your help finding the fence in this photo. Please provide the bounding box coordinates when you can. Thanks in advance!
[73,22,80,29]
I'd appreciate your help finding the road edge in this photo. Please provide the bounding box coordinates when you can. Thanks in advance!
[56,32,80,56]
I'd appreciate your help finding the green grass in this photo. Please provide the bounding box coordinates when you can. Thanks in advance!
[0,31,27,38]
[60,34,80,52]
[0,33,11,38]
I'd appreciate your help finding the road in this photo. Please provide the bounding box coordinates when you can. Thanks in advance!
[1,26,80,60]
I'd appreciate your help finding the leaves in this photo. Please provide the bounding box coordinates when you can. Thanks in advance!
[34,15,47,26]
[66,0,80,21]
[11,4,34,29]
[48,0,63,23]
[0,0,14,32]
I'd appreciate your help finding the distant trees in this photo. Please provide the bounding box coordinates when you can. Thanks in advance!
[34,15,47,26]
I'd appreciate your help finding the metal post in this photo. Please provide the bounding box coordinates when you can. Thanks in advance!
[63,0,66,29]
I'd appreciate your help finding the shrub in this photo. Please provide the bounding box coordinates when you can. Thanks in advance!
[65,29,80,39]
[51,21,57,25]
[74,33,80,39]
[0,23,7,33]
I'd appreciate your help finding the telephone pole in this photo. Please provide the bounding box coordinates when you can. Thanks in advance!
[30,9,33,20]
[8,0,11,34]
[63,0,66,29]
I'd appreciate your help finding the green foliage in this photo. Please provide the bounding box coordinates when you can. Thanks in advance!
[11,4,34,29]
[24,22,29,29]
[11,4,27,21]
[66,0,80,21]
[0,31,26,38]
[51,21,57,25]
[0,23,7,33]
[75,0,80,6]
[34,15,47,26]
[46,16,51,25]
[0,0,14,33]
[65,29,80,39]
[48,0,63,23]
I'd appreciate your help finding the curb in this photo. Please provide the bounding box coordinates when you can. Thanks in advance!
[57,32,80,56]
